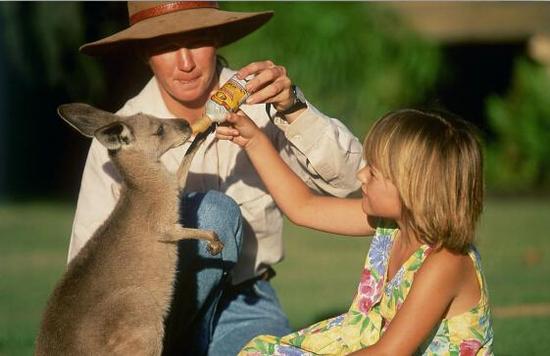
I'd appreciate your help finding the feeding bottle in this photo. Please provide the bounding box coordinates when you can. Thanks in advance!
[191,74,251,134]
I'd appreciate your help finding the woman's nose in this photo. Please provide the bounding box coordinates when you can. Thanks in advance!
[176,47,195,71]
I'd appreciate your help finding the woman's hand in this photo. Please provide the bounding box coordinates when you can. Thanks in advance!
[215,111,263,149]
[237,60,298,115]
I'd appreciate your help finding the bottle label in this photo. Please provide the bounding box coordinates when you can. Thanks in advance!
[211,77,249,112]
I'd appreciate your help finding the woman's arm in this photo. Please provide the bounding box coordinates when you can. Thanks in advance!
[217,112,373,236]
[237,62,364,197]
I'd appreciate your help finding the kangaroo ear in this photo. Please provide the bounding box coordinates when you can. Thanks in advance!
[57,103,119,137]
[95,122,134,151]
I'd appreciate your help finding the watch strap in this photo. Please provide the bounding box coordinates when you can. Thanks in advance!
[278,85,307,115]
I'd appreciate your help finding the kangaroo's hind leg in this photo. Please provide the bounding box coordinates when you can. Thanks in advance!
[82,288,166,356]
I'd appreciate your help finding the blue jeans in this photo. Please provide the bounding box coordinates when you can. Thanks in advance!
[162,191,291,356]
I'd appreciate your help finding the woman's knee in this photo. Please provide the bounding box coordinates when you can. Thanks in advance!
[199,191,240,217]
[181,191,243,259]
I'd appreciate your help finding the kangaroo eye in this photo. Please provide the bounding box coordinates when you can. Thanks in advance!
[154,124,164,136]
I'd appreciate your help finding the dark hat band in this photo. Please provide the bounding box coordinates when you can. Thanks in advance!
[130,1,219,26]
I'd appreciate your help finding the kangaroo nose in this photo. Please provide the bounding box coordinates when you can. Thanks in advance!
[175,119,192,136]
[176,119,190,130]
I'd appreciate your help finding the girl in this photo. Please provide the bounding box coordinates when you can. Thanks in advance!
[216,108,494,355]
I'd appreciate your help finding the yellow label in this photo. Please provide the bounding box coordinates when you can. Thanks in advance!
[211,79,248,112]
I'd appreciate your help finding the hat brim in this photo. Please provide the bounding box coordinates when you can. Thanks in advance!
[80,8,273,56]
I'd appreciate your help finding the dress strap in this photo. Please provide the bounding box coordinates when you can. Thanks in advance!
[468,246,490,306]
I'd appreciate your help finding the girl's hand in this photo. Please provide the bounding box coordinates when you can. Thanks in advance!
[215,111,262,149]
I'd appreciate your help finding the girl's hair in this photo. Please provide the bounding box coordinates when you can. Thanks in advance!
[364,109,484,254]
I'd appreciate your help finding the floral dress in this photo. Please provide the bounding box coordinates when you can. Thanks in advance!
[239,224,494,356]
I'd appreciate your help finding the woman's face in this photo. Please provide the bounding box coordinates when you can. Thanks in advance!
[356,164,402,220]
[147,36,218,107]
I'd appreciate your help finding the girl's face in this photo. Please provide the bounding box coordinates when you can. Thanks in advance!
[147,37,218,106]
[356,164,402,220]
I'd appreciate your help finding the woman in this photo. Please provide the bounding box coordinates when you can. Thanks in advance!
[69,1,363,355]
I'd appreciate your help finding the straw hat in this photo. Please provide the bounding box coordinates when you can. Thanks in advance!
[80,1,274,56]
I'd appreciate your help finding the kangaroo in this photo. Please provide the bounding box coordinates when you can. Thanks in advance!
[35,103,223,356]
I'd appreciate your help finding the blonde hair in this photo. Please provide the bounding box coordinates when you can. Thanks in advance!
[364,109,484,254]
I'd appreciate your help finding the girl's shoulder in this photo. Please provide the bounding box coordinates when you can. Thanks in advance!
[421,247,477,282]
[419,246,486,315]
[425,246,473,262]
[424,245,483,270]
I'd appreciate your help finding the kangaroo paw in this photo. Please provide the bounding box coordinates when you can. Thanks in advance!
[206,239,224,256]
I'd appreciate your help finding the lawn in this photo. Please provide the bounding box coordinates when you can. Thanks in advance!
[1,198,549,355]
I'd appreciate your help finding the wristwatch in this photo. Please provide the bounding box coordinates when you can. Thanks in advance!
[278,85,307,115]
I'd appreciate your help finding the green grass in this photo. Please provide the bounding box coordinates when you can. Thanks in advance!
[1,199,549,355]
[0,202,73,356]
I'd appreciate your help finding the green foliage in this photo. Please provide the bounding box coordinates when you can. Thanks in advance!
[219,2,441,137]
[485,58,550,193]
[0,2,118,103]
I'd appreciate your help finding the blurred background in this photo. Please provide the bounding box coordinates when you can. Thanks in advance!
[1,2,549,355]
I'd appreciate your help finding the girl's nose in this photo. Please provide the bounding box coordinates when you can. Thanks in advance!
[176,47,195,71]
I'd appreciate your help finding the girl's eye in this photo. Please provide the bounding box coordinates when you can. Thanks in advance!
[154,125,164,136]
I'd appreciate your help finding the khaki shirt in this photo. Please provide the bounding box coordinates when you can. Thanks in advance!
[68,68,364,283]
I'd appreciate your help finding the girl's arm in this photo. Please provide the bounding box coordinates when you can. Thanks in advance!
[217,112,373,236]
[349,250,470,355]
